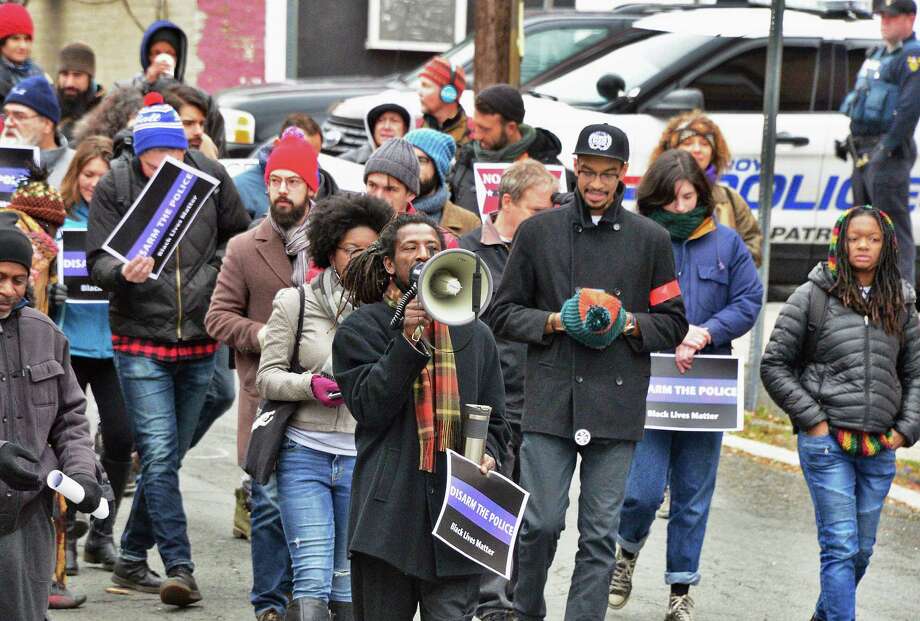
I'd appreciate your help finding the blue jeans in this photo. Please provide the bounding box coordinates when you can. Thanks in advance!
[276,438,354,603]
[617,429,723,585]
[797,433,896,621]
[251,475,293,615]
[190,344,236,449]
[113,352,216,572]
[513,432,635,621]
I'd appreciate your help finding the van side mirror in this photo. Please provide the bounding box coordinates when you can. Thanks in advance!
[596,73,626,101]
[646,88,705,117]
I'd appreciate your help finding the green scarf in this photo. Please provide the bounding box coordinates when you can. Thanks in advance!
[472,124,537,163]
[647,206,708,241]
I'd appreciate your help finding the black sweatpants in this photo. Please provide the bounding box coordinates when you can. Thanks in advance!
[71,355,133,462]
[351,553,480,621]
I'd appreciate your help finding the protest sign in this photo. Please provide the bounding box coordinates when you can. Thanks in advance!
[0,145,39,204]
[432,449,529,579]
[57,228,106,303]
[473,162,567,219]
[645,354,743,432]
[101,156,219,280]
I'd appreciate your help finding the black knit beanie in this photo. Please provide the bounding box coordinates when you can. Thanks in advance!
[476,84,525,124]
[0,211,33,271]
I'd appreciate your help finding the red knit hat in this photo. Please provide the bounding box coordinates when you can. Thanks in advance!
[0,4,33,41]
[419,56,466,96]
[265,127,319,192]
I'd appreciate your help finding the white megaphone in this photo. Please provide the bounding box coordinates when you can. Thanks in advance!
[391,249,494,328]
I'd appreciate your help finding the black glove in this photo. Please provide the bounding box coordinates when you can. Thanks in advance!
[70,472,104,514]
[48,282,68,307]
[0,442,42,491]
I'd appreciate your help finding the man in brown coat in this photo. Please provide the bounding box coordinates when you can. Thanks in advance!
[205,127,320,621]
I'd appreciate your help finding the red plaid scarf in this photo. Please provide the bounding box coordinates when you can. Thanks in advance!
[413,320,462,472]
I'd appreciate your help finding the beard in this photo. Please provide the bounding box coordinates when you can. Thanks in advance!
[58,86,95,121]
[270,196,308,229]
[417,172,439,198]
[0,127,34,147]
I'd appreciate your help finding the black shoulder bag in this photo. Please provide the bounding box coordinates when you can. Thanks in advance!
[244,284,306,485]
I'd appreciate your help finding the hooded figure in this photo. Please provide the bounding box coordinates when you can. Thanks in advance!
[341,102,410,165]
[119,20,188,92]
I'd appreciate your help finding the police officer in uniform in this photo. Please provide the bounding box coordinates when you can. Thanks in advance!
[490,124,688,621]
[842,0,920,283]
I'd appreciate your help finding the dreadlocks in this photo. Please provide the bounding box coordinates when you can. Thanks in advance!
[828,206,904,336]
[341,213,443,307]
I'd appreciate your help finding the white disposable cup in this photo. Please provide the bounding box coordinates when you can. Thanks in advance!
[46,470,109,519]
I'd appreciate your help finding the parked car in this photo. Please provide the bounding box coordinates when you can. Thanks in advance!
[324,2,919,296]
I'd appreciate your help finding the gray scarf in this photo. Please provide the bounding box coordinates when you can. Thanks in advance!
[269,212,310,286]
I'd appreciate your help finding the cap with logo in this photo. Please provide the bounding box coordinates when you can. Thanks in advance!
[874,0,917,15]
[573,123,629,162]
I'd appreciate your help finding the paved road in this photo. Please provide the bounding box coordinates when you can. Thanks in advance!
[53,397,919,621]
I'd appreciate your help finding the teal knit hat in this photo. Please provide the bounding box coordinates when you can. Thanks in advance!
[560,288,627,350]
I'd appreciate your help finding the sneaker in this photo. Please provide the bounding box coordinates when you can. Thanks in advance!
[608,548,638,609]
[48,582,86,609]
[256,609,284,621]
[111,558,162,593]
[657,487,671,519]
[664,593,695,621]
[160,566,202,607]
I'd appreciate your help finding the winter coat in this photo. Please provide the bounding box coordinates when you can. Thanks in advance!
[256,282,356,433]
[87,152,251,343]
[669,217,763,353]
[0,303,96,536]
[42,133,76,190]
[459,214,525,423]
[760,263,920,445]
[418,109,472,149]
[0,57,43,100]
[332,302,508,580]
[711,184,763,267]
[449,126,576,215]
[58,201,114,359]
[440,198,482,238]
[205,216,291,464]
[60,83,106,144]
[490,188,688,443]
[129,20,188,85]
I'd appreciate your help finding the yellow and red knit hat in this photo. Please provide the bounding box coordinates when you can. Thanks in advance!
[9,166,66,227]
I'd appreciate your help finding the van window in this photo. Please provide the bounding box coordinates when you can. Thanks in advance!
[520,27,613,84]
[687,44,819,112]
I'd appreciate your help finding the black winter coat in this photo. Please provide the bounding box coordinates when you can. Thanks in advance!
[490,188,688,443]
[87,153,251,343]
[449,127,576,215]
[332,302,508,580]
[761,263,920,445]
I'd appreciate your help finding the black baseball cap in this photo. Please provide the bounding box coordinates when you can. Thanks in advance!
[573,123,629,162]
[874,0,916,16]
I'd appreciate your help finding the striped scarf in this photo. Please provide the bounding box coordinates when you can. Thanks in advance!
[269,212,310,286]
[832,426,896,457]
[386,293,462,472]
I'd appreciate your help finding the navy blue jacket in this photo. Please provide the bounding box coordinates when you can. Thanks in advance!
[670,218,763,353]
[882,33,920,152]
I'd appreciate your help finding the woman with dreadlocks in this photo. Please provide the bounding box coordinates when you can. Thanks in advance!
[331,213,508,621]
[761,206,920,621]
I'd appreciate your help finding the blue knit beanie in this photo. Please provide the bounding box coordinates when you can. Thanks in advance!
[4,76,60,125]
[132,92,188,156]
[405,128,455,186]
[560,288,627,350]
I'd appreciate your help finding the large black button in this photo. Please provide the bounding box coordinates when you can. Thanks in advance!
[575,376,584,384]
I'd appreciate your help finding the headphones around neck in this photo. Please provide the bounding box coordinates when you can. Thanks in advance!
[440,62,459,105]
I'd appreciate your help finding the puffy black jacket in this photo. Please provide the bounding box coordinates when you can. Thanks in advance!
[87,153,251,343]
[761,263,920,445]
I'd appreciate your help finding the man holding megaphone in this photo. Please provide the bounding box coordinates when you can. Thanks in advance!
[332,213,509,621]
[0,212,101,621]
[491,123,689,621]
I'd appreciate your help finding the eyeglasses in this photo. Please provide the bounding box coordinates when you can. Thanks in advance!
[577,168,620,184]
[417,155,432,166]
[336,245,368,259]
[0,110,40,124]
[268,175,305,191]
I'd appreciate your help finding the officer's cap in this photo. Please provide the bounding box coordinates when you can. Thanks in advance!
[573,123,629,163]
[874,0,916,16]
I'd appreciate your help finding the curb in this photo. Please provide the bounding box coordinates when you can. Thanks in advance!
[723,433,920,511]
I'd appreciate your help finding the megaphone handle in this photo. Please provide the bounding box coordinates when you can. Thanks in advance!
[472,253,482,317]
[389,281,419,330]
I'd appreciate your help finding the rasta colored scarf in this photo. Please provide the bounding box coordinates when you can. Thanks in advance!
[831,426,896,457]
[472,123,537,163]
[647,205,709,241]
[385,292,461,472]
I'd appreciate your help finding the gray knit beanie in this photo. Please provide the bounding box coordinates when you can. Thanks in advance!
[363,137,420,196]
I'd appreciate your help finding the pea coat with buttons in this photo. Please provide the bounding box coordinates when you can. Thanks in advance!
[490,187,688,443]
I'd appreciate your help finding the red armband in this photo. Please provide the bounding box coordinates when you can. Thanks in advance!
[649,279,681,306]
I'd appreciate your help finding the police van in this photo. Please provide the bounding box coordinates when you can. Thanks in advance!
[325,2,920,294]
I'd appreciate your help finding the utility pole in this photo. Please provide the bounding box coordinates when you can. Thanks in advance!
[474,0,523,89]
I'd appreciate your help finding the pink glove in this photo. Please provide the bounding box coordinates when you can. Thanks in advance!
[311,375,344,408]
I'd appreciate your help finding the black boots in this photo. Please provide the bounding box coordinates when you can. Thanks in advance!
[64,504,88,576]
[285,597,330,621]
[84,458,132,570]
[111,558,163,593]
[329,601,354,621]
